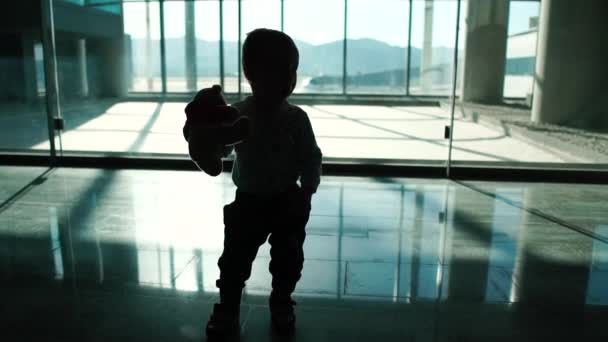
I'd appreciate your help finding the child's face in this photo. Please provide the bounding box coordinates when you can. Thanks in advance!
[249,62,297,107]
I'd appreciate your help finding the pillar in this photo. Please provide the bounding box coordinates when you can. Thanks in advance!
[21,34,39,101]
[460,0,509,104]
[0,34,37,101]
[77,39,89,98]
[420,0,434,92]
[185,0,197,92]
[531,0,608,129]
[145,0,153,91]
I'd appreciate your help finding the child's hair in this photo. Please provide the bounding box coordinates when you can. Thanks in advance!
[242,28,299,82]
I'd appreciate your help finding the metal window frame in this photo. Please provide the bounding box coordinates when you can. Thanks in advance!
[147,0,463,99]
[280,0,284,32]
[446,0,462,177]
[40,0,60,163]
[406,0,414,95]
[219,0,225,89]
[159,0,167,94]
[237,0,242,98]
[342,0,348,96]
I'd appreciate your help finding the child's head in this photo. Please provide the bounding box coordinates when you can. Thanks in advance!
[242,28,299,107]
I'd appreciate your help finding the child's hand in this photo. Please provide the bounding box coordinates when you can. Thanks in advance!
[287,187,313,216]
[301,187,314,204]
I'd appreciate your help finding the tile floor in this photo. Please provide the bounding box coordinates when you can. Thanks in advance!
[1,166,607,341]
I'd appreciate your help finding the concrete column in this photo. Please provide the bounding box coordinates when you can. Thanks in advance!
[185,0,197,92]
[77,39,89,98]
[531,0,608,129]
[0,34,34,101]
[460,0,509,104]
[420,0,434,92]
[88,36,128,97]
[103,37,128,97]
[21,35,38,101]
[145,0,153,91]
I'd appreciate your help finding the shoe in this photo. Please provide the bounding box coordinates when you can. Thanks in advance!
[269,295,296,336]
[206,303,240,340]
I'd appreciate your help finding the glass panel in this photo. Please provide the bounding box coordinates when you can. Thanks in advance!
[240,0,281,94]
[124,1,162,92]
[504,1,539,99]
[0,34,50,153]
[242,0,281,33]
[346,0,409,95]
[450,0,608,169]
[410,0,460,95]
[50,0,178,156]
[222,0,240,93]
[163,1,187,92]
[284,0,345,94]
[195,0,221,90]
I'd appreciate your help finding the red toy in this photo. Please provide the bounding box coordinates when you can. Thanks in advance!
[183,85,250,176]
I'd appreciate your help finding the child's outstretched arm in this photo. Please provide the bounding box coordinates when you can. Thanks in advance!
[222,145,234,158]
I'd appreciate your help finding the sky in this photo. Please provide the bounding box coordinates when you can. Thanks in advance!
[123,0,540,48]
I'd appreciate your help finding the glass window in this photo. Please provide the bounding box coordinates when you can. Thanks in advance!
[409,0,460,95]
[346,0,409,95]
[222,0,240,93]
[124,1,162,92]
[241,0,281,33]
[195,0,221,90]
[0,36,49,153]
[240,0,281,94]
[163,1,187,92]
[503,1,540,98]
[284,0,345,94]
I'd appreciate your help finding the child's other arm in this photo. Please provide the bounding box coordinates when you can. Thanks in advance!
[298,111,322,196]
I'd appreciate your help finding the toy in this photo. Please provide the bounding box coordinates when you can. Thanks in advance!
[183,85,250,176]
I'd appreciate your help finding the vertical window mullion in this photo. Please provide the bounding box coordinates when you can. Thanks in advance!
[342,0,348,96]
[159,0,167,94]
[219,0,225,90]
[406,0,413,96]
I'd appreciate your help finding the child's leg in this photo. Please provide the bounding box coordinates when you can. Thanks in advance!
[268,200,310,299]
[217,198,269,305]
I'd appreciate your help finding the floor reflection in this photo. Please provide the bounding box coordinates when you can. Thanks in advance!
[1,167,608,340]
[587,225,608,305]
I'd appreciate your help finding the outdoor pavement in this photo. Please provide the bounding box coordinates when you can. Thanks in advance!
[15,101,565,163]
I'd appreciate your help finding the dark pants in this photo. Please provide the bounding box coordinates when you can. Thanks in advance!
[216,186,311,305]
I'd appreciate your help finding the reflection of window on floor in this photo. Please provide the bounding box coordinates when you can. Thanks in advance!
[338,183,449,302]
[123,180,455,301]
[136,245,203,292]
[586,225,608,305]
[415,188,448,300]
[484,189,522,303]
[48,207,64,280]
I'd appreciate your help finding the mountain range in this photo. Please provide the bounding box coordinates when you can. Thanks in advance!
[128,37,456,78]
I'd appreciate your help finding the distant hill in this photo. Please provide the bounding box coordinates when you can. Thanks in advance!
[128,37,456,78]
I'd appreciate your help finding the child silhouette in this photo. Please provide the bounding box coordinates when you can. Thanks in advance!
[206,28,322,339]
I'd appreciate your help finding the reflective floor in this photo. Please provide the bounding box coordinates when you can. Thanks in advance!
[1,166,607,341]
